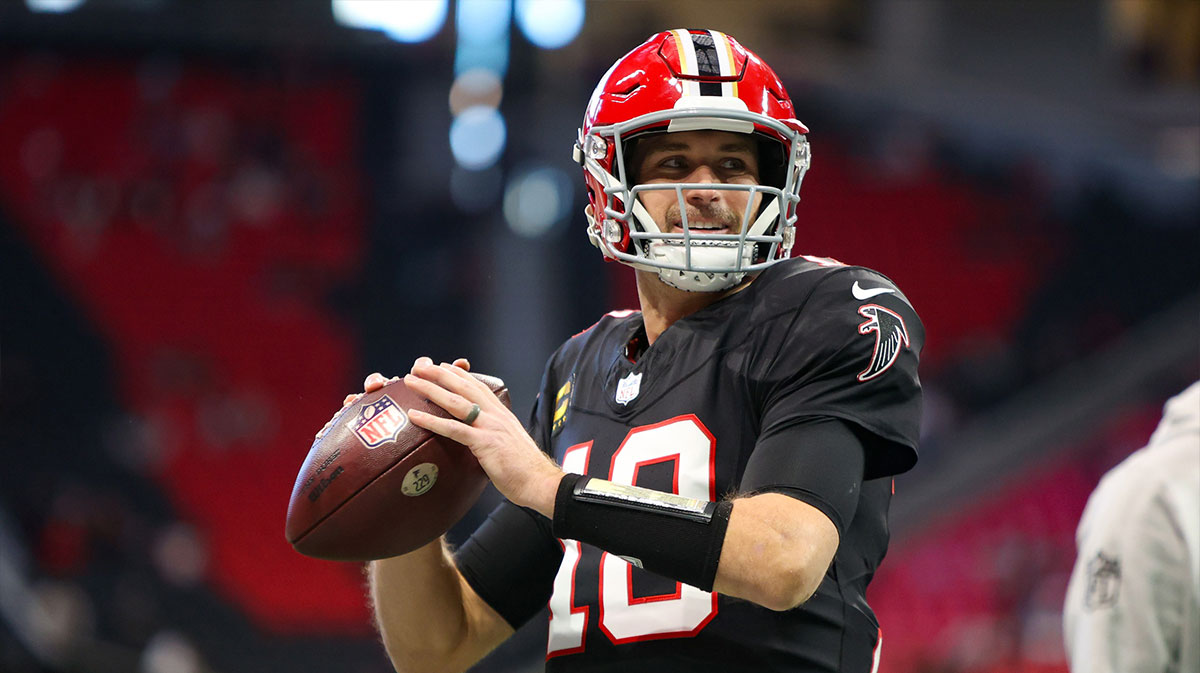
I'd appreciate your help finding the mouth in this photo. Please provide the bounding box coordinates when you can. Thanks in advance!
[668,223,735,236]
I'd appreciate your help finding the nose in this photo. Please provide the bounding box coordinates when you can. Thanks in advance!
[683,165,721,207]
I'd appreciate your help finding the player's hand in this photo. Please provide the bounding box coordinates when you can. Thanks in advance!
[403,359,563,518]
[360,358,470,396]
[314,360,473,440]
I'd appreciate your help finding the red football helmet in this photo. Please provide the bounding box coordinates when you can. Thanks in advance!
[574,29,811,292]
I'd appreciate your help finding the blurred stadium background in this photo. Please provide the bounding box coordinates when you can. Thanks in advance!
[0,0,1197,671]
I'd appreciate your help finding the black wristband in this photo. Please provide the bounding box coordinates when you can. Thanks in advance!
[552,474,733,591]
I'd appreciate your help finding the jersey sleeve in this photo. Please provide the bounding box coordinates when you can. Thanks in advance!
[1063,451,1196,673]
[455,501,562,629]
[752,267,923,479]
[739,416,866,536]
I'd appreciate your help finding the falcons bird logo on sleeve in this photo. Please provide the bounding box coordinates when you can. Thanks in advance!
[856,304,910,382]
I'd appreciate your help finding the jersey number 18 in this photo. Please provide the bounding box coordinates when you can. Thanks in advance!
[547,415,719,657]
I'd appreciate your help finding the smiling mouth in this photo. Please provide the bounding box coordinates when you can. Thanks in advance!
[669,223,735,234]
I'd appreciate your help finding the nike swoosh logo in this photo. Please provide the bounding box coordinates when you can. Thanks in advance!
[852,281,896,300]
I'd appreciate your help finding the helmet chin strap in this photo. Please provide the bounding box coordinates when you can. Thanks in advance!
[746,197,780,239]
[631,199,740,292]
[649,243,748,292]
[637,195,781,293]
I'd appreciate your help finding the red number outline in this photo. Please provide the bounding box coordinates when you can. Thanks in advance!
[546,415,720,652]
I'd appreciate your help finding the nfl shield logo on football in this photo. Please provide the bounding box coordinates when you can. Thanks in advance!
[351,395,409,448]
[615,372,642,405]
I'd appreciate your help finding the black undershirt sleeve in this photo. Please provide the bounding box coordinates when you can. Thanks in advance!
[738,416,866,537]
[453,499,563,630]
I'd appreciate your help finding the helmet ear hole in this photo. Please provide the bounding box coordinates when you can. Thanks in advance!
[621,138,640,184]
[756,136,788,190]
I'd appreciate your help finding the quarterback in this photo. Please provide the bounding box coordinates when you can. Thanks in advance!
[365,29,923,672]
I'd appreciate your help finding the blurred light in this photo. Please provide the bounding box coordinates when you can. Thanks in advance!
[503,165,573,237]
[29,580,96,657]
[455,40,510,77]
[457,0,510,43]
[455,0,511,75]
[515,0,584,49]
[332,0,448,43]
[450,106,507,169]
[450,165,504,213]
[449,68,503,116]
[152,523,208,587]
[141,630,203,673]
[25,0,86,12]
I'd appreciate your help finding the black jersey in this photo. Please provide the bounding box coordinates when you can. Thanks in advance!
[457,255,923,672]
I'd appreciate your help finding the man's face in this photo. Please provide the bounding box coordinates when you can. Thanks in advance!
[628,130,761,236]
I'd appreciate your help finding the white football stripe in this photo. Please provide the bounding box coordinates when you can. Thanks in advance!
[672,29,701,97]
[710,30,735,98]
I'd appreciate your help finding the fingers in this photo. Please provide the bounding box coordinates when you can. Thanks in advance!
[364,372,399,393]
[352,358,473,408]
[408,361,490,404]
[364,372,385,390]
[320,360,462,443]
[410,356,469,372]
[352,359,474,412]
[407,408,475,444]
[403,371,478,422]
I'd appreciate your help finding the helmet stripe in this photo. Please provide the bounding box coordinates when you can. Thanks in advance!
[690,31,722,96]
[691,33,721,77]
[670,29,693,75]
[671,29,701,96]
[710,30,739,99]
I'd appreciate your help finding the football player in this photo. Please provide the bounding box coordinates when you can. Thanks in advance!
[364,29,923,673]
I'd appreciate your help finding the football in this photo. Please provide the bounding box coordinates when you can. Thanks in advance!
[285,373,509,561]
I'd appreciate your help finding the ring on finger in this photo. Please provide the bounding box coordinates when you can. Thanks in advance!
[463,403,481,426]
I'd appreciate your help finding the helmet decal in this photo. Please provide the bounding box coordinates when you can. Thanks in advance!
[661,29,746,98]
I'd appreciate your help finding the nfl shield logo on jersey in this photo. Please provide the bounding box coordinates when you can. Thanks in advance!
[351,395,409,448]
[615,372,642,405]
[1084,551,1121,609]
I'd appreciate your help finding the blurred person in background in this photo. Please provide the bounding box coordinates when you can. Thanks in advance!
[357,29,922,672]
[1063,380,1199,672]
